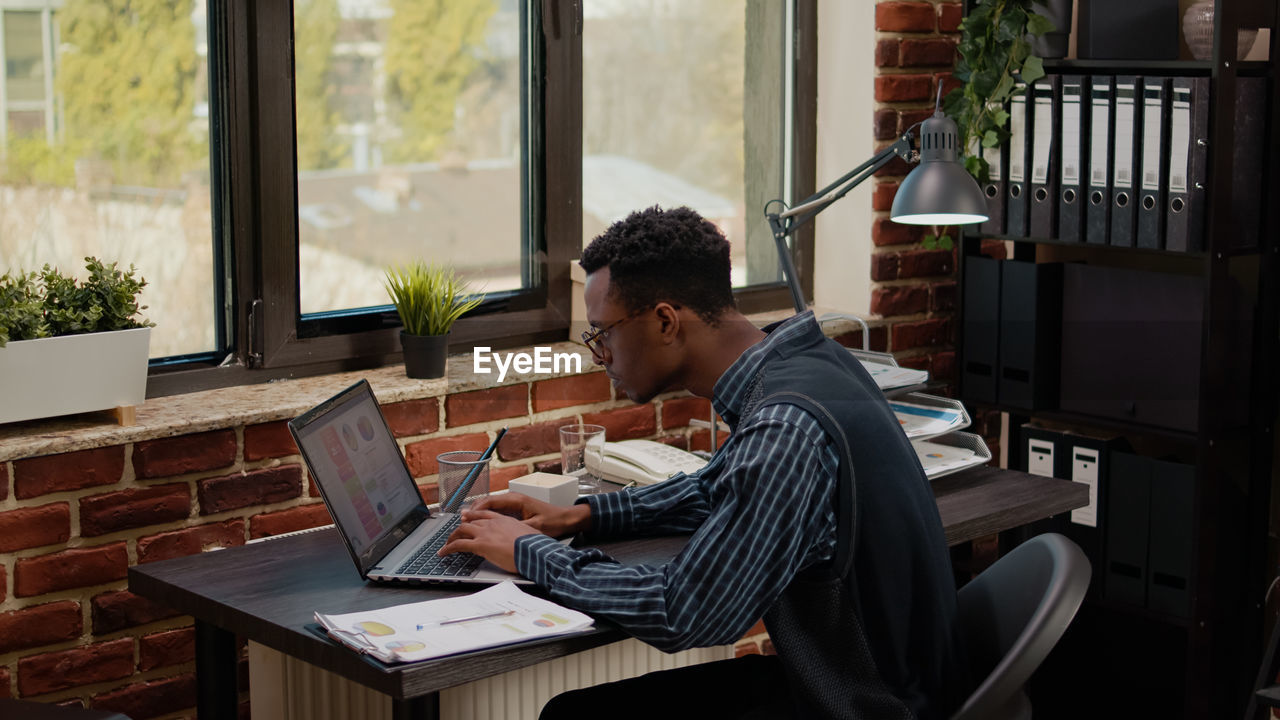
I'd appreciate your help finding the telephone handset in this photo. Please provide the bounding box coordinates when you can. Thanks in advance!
[585,440,708,486]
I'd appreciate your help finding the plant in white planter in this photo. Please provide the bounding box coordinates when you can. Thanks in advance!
[0,257,154,424]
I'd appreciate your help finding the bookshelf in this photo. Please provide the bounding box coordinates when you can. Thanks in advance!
[954,1,1278,717]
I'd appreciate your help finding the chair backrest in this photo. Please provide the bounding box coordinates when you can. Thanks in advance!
[951,533,1090,720]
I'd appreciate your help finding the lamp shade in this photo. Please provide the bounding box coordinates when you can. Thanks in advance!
[890,112,989,226]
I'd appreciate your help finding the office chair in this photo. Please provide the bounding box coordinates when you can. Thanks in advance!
[951,533,1090,720]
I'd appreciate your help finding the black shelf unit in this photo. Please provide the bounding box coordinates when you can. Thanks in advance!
[954,2,1279,718]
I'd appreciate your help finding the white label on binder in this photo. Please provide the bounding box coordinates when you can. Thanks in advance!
[1009,88,1028,183]
[1141,88,1163,191]
[1090,92,1110,186]
[1070,447,1100,527]
[1031,87,1053,184]
[1169,89,1192,193]
[983,142,1003,181]
[1028,439,1055,477]
[1062,85,1082,184]
[1113,83,1136,186]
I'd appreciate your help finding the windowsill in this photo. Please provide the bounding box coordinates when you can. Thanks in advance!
[0,309,871,463]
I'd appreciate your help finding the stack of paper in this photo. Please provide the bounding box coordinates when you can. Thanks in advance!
[316,581,593,664]
[890,398,968,440]
[912,433,992,480]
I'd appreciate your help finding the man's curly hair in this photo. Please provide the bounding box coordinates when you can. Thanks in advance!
[580,206,736,325]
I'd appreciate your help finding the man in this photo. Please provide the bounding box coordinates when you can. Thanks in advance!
[440,206,966,719]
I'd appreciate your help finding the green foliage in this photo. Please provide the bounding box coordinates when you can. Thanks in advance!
[383,0,496,163]
[922,233,955,251]
[943,0,1053,183]
[384,262,484,336]
[295,0,348,171]
[0,134,81,187]
[0,258,153,347]
[56,0,202,187]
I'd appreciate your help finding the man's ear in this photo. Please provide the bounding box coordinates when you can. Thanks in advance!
[653,302,682,344]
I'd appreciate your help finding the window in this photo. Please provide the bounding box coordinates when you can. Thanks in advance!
[2,0,813,396]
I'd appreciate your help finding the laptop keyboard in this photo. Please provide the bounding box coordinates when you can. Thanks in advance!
[395,515,484,577]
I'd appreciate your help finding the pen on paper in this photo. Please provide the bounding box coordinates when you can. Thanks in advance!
[417,609,515,629]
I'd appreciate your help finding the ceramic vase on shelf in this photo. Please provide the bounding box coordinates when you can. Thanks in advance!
[1182,1,1258,61]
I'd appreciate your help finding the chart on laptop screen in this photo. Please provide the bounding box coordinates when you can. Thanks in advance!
[300,400,418,553]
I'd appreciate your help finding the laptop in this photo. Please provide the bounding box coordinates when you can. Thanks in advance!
[288,379,528,585]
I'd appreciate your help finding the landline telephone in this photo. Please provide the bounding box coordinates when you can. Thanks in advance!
[584,439,708,486]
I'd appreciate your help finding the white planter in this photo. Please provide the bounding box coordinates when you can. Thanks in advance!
[0,327,150,424]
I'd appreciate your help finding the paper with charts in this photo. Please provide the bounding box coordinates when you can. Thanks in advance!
[912,439,981,479]
[890,400,967,440]
[315,581,593,663]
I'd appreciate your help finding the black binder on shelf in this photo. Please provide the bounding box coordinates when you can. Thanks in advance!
[1231,77,1267,252]
[1147,458,1194,619]
[1006,81,1031,238]
[1029,75,1060,239]
[1136,77,1170,250]
[998,260,1062,410]
[1085,76,1113,245]
[961,255,1001,405]
[1165,76,1209,253]
[978,118,1007,236]
[1106,451,1151,608]
[1058,75,1087,243]
[1110,75,1142,248]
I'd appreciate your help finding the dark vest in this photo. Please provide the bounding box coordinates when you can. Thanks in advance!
[745,319,966,719]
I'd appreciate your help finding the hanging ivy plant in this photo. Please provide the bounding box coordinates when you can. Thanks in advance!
[943,0,1055,183]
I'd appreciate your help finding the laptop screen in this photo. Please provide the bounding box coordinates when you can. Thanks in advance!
[290,381,424,563]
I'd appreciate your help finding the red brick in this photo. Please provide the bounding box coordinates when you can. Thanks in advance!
[871,252,900,282]
[876,1,937,31]
[583,405,657,441]
[1,462,8,501]
[932,281,958,312]
[762,638,777,655]
[931,351,957,383]
[0,565,4,603]
[489,465,530,494]
[873,152,917,179]
[875,74,933,103]
[875,38,900,67]
[137,520,246,564]
[0,667,7,698]
[690,429,714,453]
[901,38,957,67]
[0,601,82,654]
[893,318,951,350]
[871,285,930,317]
[15,542,128,597]
[736,641,762,657]
[874,108,899,141]
[0,503,70,552]
[661,396,713,430]
[872,217,926,247]
[496,420,572,462]
[92,590,181,634]
[745,618,768,637]
[445,385,528,427]
[832,326,889,353]
[936,72,961,98]
[79,483,191,537]
[198,465,302,515]
[139,627,195,671]
[17,638,134,696]
[249,503,333,539]
[900,108,936,134]
[405,432,490,476]
[873,181,899,212]
[656,435,690,451]
[532,373,612,413]
[533,458,563,475]
[382,398,440,437]
[92,673,197,720]
[244,421,297,461]
[133,430,236,479]
[978,239,1008,259]
[899,249,955,278]
[14,446,124,499]
[417,480,439,506]
[938,3,963,32]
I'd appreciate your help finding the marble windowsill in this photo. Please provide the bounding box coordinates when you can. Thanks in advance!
[0,310,871,463]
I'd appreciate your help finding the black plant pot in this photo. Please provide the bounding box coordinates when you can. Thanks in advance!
[400,331,448,379]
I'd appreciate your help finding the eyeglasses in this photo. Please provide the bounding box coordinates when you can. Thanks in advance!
[581,308,649,357]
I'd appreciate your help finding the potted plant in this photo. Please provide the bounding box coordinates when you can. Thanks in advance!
[0,257,154,424]
[384,262,483,379]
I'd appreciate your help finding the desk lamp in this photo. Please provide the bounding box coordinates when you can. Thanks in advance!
[765,104,988,313]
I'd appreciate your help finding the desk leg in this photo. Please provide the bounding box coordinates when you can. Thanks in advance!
[392,695,438,720]
[195,619,240,720]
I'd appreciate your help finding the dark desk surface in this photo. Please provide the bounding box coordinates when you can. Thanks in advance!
[128,467,1086,702]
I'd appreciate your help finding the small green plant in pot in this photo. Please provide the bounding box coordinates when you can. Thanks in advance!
[384,262,484,379]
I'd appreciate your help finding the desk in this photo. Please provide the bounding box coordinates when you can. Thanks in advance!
[128,467,1086,720]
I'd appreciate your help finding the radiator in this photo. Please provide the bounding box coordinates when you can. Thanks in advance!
[248,639,733,720]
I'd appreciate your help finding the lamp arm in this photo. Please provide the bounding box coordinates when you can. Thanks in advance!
[764,132,916,313]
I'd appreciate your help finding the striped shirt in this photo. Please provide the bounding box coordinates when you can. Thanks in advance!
[515,312,840,653]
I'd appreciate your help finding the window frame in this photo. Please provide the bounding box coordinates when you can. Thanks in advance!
[146,0,814,397]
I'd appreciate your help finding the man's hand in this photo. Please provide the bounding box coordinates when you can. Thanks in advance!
[438,510,540,573]
[467,493,591,538]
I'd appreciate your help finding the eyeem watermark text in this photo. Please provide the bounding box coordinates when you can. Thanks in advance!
[473,346,583,382]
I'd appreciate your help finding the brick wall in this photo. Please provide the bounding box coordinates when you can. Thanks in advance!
[0,374,730,718]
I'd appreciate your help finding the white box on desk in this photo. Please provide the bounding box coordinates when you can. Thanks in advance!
[508,472,578,507]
